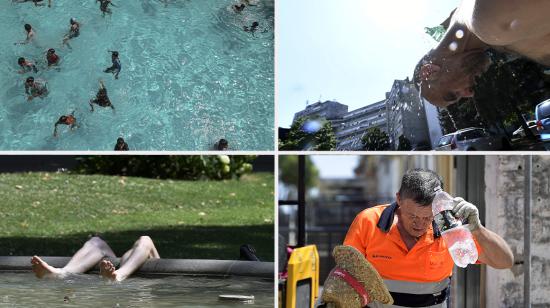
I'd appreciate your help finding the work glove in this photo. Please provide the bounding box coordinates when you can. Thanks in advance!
[452,197,481,231]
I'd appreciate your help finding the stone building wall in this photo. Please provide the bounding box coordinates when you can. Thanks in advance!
[484,156,550,307]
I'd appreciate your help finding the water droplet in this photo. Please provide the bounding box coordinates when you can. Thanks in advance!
[455,30,464,39]
[449,42,458,51]
[510,20,519,30]
[302,120,322,133]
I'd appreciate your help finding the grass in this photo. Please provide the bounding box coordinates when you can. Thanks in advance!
[0,172,274,261]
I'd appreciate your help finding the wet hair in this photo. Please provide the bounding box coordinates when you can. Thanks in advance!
[252,21,259,27]
[112,51,119,57]
[398,168,443,206]
[26,76,34,83]
[48,48,55,54]
[70,18,76,24]
[217,139,228,150]
[59,116,68,122]
[412,51,434,92]
[18,57,25,65]
[24,24,32,32]
[117,137,124,144]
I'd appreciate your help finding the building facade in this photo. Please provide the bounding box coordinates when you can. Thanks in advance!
[290,78,433,150]
[292,100,348,123]
[385,78,431,150]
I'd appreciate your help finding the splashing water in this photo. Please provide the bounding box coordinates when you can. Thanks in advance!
[449,41,458,51]
[302,120,322,134]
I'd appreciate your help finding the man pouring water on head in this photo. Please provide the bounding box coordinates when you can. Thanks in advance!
[413,0,550,107]
[343,169,513,307]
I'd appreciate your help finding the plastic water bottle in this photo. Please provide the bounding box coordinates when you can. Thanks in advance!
[432,189,478,268]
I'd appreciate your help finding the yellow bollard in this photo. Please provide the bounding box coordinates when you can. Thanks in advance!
[285,245,320,308]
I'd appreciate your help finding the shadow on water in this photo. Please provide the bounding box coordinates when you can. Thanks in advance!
[0,224,274,261]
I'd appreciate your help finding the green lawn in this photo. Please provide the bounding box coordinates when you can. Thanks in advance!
[0,172,274,261]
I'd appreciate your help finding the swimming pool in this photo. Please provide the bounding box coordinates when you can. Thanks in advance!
[0,0,274,150]
[0,272,274,307]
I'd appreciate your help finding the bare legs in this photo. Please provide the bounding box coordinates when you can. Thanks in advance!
[31,237,116,278]
[99,236,160,282]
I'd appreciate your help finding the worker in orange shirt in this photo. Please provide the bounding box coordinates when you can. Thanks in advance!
[344,168,514,307]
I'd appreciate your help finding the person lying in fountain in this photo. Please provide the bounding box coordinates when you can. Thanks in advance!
[413,0,550,108]
[31,236,160,282]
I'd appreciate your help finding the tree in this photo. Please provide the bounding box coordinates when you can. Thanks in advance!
[362,127,390,151]
[279,117,337,151]
[279,156,319,191]
[397,135,412,151]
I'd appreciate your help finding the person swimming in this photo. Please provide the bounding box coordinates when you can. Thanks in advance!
[217,139,229,151]
[53,112,77,137]
[62,18,80,48]
[17,57,38,74]
[233,3,245,12]
[243,21,259,33]
[97,0,117,16]
[15,24,35,45]
[46,48,60,66]
[104,50,121,79]
[114,137,129,151]
[12,0,49,7]
[24,76,48,101]
[89,79,115,111]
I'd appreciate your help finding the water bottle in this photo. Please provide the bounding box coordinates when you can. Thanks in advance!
[432,189,478,268]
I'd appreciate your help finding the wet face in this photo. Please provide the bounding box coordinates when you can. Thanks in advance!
[420,51,491,107]
[396,196,434,239]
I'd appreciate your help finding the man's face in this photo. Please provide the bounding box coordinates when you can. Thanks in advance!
[397,196,434,238]
[420,50,491,107]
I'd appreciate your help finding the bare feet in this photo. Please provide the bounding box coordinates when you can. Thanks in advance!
[99,259,119,281]
[30,256,64,278]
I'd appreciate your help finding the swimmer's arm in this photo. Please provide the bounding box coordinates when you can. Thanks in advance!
[98,80,106,89]
[110,2,117,7]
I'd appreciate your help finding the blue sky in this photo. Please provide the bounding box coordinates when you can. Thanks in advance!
[310,155,360,179]
[277,0,460,127]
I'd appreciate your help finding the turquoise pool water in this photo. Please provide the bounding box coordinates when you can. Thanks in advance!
[0,0,274,150]
[0,272,274,307]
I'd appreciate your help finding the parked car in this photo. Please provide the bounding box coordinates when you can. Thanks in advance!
[535,99,550,141]
[512,120,538,139]
[435,127,506,151]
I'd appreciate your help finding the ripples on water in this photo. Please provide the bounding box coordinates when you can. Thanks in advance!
[0,272,274,307]
[0,0,274,150]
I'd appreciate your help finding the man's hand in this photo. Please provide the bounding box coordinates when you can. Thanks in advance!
[452,197,481,231]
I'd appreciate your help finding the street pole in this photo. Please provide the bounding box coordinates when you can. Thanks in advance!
[524,155,532,308]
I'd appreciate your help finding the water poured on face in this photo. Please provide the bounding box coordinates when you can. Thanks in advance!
[302,120,322,133]
[449,42,458,52]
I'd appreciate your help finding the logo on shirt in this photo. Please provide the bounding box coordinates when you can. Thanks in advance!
[372,254,392,260]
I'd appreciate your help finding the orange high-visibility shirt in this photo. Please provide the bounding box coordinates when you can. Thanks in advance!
[344,204,483,283]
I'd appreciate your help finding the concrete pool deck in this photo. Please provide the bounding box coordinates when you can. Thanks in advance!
[0,256,274,279]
